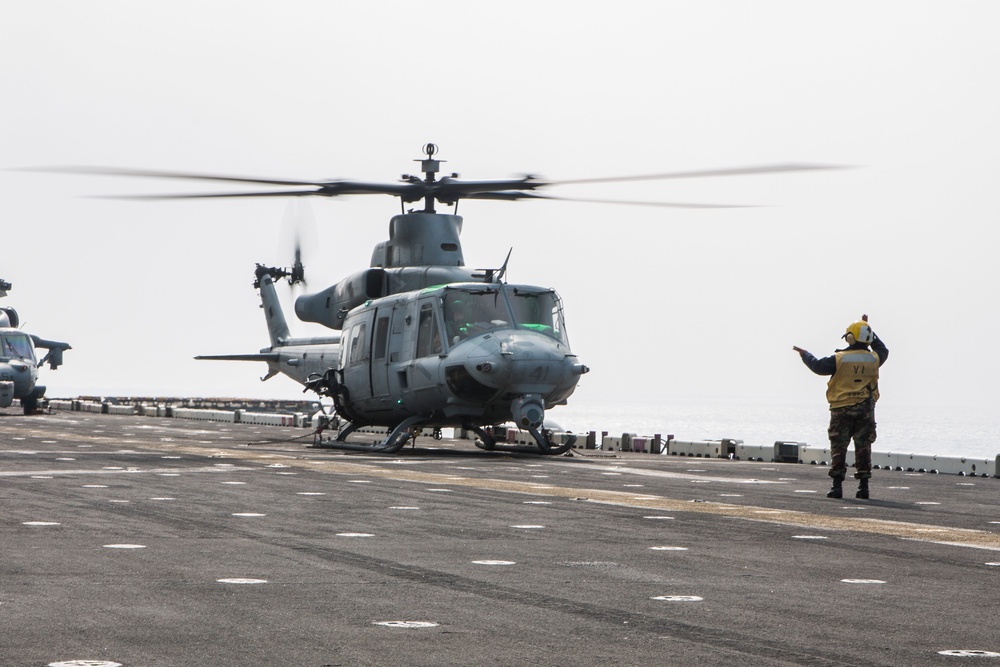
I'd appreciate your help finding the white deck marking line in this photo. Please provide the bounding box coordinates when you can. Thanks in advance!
[87,442,1000,552]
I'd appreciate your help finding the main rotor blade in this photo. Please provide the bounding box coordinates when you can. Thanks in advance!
[92,190,326,200]
[466,191,754,208]
[26,165,327,187]
[24,161,847,205]
[27,166,419,198]
[544,163,850,186]
[88,183,421,200]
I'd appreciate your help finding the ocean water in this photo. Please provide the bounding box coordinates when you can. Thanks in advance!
[546,397,1000,461]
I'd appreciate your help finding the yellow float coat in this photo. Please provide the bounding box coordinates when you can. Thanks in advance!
[826,349,880,408]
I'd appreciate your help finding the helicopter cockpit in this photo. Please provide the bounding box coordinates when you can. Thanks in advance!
[1,331,36,363]
[442,285,567,347]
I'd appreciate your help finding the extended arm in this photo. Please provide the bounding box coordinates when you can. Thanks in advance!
[793,346,836,376]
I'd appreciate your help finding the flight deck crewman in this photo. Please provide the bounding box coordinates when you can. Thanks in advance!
[793,315,888,500]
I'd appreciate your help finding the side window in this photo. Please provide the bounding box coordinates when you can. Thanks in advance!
[415,303,441,358]
[349,322,368,366]
[373,316,390,361]
[551,298,568,343]
[340,325,353,367]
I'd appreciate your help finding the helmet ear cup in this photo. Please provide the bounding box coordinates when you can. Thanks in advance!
[845,332,856,345]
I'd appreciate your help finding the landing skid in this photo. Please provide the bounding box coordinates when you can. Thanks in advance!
[309,419,576,456]
[468,424,576,455]
[311,416,424,453]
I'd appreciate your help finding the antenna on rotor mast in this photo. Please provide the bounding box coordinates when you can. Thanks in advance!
[420,142,442,177]
[419,142,443,213]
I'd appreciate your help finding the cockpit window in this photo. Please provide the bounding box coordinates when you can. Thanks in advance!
[0,332,36,362]
[444,289,508,344]
[509,289,566,343]
[443,286,568,345]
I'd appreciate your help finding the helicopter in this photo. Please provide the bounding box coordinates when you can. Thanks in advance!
[39,145,840,451]
[0,277,72,414]
[199,256,584,454]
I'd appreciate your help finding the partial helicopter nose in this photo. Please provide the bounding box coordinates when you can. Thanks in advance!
[466,329,585,403]
[448,328,585,414]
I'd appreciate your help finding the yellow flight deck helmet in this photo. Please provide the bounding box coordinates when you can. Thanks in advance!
[843,320,874,345]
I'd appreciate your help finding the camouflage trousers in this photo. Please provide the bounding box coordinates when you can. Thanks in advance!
[828,398,876,481]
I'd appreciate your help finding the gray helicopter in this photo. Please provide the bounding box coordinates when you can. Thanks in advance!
[43,145,839,451]
[202,257,585,453]
[313,278,587,453]
[0,278,71,414]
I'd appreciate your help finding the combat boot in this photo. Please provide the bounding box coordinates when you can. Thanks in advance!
[856,478,870,499]
[827,480,843,499]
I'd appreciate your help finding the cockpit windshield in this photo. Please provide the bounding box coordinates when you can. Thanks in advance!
[508,288,566,343]
[442,286,568,345]
[0,332,36,362]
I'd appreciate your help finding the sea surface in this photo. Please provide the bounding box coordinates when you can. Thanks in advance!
[547,397,999,461]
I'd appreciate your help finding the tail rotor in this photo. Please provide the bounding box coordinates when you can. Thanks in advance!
[279,198,318,290]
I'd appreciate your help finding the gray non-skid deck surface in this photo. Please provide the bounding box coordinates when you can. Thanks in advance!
[2,408,998,666]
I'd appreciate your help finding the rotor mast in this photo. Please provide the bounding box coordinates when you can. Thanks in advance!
[405,142,444,214]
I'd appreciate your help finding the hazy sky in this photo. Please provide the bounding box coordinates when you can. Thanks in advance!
[2,2,998,420]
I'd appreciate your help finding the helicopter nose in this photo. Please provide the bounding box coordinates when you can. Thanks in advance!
[492,330,584,395]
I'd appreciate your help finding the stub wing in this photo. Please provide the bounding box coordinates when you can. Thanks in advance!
[195,352,282,382]
[195,353,280,362]
[29,335,71,370]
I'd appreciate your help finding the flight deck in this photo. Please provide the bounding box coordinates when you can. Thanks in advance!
[2,406,999,666]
